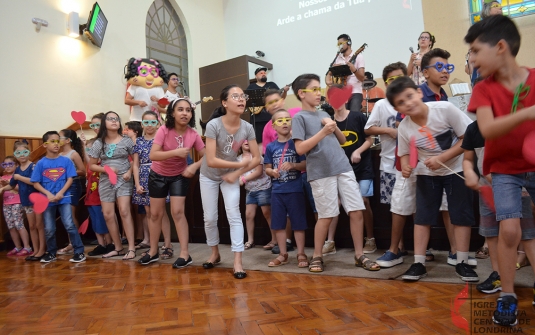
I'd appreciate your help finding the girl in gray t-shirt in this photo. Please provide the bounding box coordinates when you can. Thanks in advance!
[199,85,260,279]
[88,111,136,260]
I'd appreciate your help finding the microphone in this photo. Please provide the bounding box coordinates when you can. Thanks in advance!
[409,47,414,54]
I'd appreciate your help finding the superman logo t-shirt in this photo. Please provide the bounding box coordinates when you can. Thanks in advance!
[31,156,77,206]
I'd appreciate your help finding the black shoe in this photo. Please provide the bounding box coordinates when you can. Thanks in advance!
[456,261,479,282]
[106,244,115,253]
[271,242,294,254]
[402,263,427,281]
[88,245,108,256]
[233,269,247,279]
[477,271,501,294]
[70,253,86,263]
[173,255,193,269]
[138,252,159,265]
[121,237,128,245]
[40,253,57,263]
[202,256,221,269]
[493,295,518,326]
[25,255,43,261]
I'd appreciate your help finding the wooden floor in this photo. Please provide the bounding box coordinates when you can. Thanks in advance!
[1,255,535,335]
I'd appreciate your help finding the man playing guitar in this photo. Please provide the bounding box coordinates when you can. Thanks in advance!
[325,34,366,111]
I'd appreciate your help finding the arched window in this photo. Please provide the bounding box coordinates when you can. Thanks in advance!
[469,0,535,23]
[146,0,189,94]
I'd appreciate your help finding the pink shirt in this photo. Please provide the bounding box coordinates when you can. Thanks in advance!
[333,53,365,94]
[2,175,21,205]
[151,126,205,176]
[262,107,301,154]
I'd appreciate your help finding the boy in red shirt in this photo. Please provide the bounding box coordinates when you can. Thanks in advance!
[466,15,535,327]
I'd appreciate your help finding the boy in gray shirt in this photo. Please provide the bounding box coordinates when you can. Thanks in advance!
[291,74,380,273]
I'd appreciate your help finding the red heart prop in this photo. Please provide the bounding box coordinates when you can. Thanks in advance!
[523,131,535,165]
[104,165,117,185]
[480,185,496,213]
[158,98,169,106]
[71,111,86,125]
[78,218,90,234]
[327,85,352,109]
[29,192,49,214]
[409,136,418,168]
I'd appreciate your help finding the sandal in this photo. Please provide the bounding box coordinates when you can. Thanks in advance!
[475,246,489,259]
[203,255,221,269]
[355,255,380,271]
[57,244,73,255]
[102,249,125,258]
[263,241,277,250]
[122,250,136,261]
[308,256,324,273]
[160,248,174,260]
[425,249,435,262]
[516,251,530,270]
[268,253,289,267]
[244,241,255,250]
[297,253,309,268]
[135,242,150,250]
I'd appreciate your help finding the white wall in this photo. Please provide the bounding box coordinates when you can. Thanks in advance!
[0,0,226,137]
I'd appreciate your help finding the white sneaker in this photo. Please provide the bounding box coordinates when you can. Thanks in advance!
[322,241,336,256]
[363,238,377,254]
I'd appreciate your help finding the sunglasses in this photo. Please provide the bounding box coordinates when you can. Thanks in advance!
[385,75,405,85]
[45,140,61,145]
[142,120,159,127]
[1,162,15,168]
[491,3,501,8]
[424,61,455,74]
[272,117,292,126]
[89,123,101,129]
[106,117,120,122]
[14,150,30,158]
[266,98,282,107]
[301,88,322,94]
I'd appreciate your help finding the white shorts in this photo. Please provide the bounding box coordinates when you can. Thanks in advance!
[390,171,447,216]
[309,171,365,219]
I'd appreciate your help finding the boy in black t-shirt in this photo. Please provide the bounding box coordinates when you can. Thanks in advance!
[324,84,378,262]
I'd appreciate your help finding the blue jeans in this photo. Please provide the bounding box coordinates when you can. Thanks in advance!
[43,203,84,255]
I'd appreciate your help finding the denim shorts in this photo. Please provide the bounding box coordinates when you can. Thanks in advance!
[246,187,272,206]
[491,172,535,222]
[358,179,374,198]
[479,195,535,239]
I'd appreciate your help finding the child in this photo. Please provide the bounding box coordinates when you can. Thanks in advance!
[31,131,85,263]
[264,110,308,267]
[88,111,137,260]
[0,156,32,256]
[143,98,205,267]
[200,85,260,279]
[9,141,46,260]
[57,129,86,254]
[291,74,374,272]
[465,15,535,326]
[327,83,376,255]
[85,138,112,256]
[237,140,274,250]
[387,76,476,282]
[81,113,105,162]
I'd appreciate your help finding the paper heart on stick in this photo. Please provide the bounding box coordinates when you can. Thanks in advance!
[158,97,170,106]
[29,192,49,214]
[523,131,535,165]
[104,165,117,185]
[78,218,90,234]
[71,111,86,125]
[326,85,352,109]
[409,136,418,168]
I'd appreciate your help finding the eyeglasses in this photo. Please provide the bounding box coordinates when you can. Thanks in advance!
[301,88,322,94]
[142,120,159,127]
[137,65,159,78]
[14,150,30,158]
[89,123,100,129]
[266,98,281,107]
[491,3,501,8]
[1,162,15,168]
[223,134,234,154]
[170,78,178,81]
[106,117,120,122]
[385,75,405,85]
[229,93,249,101]
[272,117,292,126]
[424,62,455,74]
[59,136,69,141]
[44,140,61,145]
[337,41,348,46]
[419,36,430,40]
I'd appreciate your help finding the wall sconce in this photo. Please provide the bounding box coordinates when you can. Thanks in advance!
[32,18,48,32]
[67,12,80,38]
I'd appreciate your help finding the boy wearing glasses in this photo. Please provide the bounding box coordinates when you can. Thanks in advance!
[31,131,85,264]
[164,72,183,103]
[292,74,369,273]
[387,76,476,282]
[420,48,453,103]
[264,110,308,267]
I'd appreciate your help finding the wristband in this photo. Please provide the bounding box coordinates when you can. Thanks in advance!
[240,176,247,184]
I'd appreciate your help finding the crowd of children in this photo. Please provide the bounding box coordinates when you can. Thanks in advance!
[1,14,533,327]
